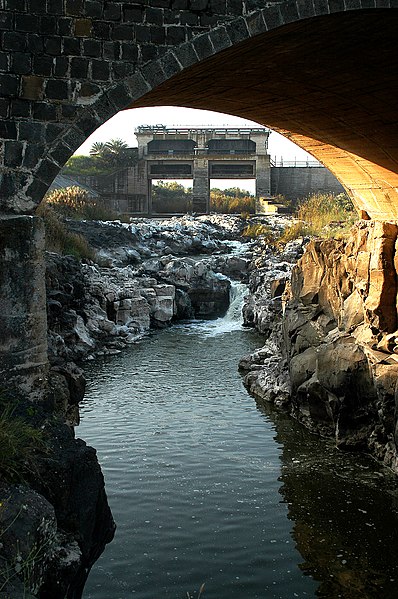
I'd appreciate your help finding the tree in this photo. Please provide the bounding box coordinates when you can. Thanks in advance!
[222,187,253,199]
[105,138,129,154]
[152,181,192,213]
[89,139,130,167]
[64,140,138,176]
[63,154,105,175]
[89,141,108,158]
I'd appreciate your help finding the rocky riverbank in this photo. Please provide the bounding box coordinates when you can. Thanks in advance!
[241,220,398,474]
[46,215,252,368]
[1,214,285,599]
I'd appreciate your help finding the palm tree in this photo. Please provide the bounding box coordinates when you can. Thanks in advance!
[90,139,131,168]
[105,139,128,154]
[89,141,108,158]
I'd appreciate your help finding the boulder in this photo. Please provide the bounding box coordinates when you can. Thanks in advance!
[187,274,230,318]
[0,483,57,598]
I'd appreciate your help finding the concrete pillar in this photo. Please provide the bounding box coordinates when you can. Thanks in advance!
[127,160,150,214]
[0,215,48,400]
[148,178,153,216]
[192,157,209,213]
[255,154,271,197]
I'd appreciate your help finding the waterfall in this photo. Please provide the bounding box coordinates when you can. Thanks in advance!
[224,281,248,324]
[180,280,247,337]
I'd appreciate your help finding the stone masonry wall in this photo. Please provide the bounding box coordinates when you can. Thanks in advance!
[0,215,48,399]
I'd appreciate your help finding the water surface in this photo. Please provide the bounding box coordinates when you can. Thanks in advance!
[79,297,398,599]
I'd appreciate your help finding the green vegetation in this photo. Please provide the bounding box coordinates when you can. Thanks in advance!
[42,186,117,221]
[210,188,255,214]
[44,185,93,217]
[63,138,137,176]
[37,188,99,261]
[89,138,132,167]
[151,182,256,214]
[280,192,355,243]
[0,395,46,482]
[242,222,276,241]
[152,181,192,213]
[37,206,95,261]
[63,154,105,176]
[0,501,53,596]
[241,193,355,244]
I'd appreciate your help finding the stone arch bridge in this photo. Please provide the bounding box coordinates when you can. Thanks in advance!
[1,0,398,392]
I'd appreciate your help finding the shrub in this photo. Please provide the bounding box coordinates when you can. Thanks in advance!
[62,231,96,261]
[210,189,255,214]
[44,186,117,221]
[279,192,355,242]
[242,222,277,242]
[152,181,192,213]
[45,186,92,216]
[150,183,256,214]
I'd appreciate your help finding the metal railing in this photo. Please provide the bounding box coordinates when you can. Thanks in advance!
[270,158,324,167]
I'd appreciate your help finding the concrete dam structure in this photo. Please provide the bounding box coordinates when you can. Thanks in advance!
[135,124,271,214]
[0,1,398,415]
[75,125,272,214]
[73,125,344,216]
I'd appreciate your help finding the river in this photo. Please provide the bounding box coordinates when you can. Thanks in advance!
[79,284,398,599]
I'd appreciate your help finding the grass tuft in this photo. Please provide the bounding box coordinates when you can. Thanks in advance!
[36,203,96,261]
[43,186,117,221]
[242,222,276,241]
[0,395,47,482]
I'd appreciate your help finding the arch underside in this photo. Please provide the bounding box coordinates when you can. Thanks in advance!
[129,10,398,220]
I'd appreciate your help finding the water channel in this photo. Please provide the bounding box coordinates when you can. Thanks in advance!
[79,285,398,599]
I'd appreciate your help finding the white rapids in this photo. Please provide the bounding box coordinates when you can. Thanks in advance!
[177,280,248,337]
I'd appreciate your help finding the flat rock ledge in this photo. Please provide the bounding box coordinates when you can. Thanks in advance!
[241,221,398,475]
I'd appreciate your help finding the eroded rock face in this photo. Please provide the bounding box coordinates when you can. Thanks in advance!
[0,406,115,599]
[67,214,245,268]
[284,222,398,466]
[141,255,230,319]
[35,420,115,599]
[242,221,398,473]
[0,483,57,599]
[44,215,254,368]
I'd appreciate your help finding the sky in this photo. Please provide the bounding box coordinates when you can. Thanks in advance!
[75,105,313,163]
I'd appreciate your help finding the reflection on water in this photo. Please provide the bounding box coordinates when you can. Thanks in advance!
[79,311,398,599]
[256,401,398,599]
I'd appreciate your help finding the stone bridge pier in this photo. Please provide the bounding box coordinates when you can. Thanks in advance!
[0,215,48,398]
[1,0,398,396]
